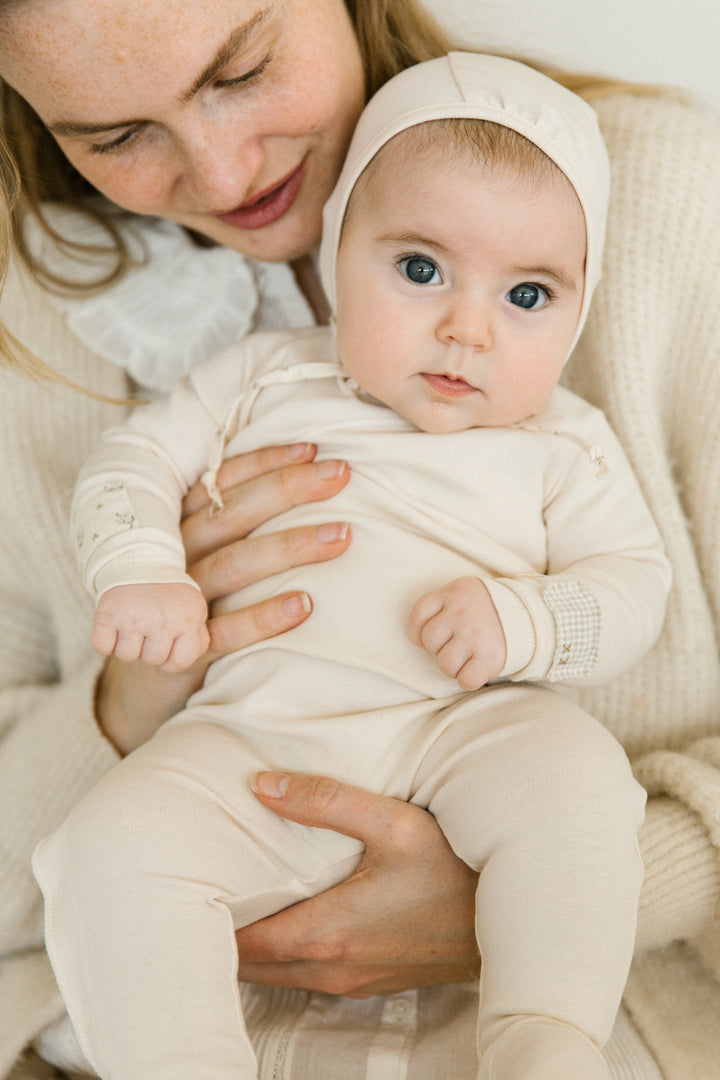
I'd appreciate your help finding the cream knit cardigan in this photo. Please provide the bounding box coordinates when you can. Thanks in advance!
[1,91,719,1080]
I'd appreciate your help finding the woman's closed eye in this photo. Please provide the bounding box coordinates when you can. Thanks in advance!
[397,255,443,286]
[213,53,272,90]
[507,282,553,310]
[88,54,273,156]
[89,125,147,156]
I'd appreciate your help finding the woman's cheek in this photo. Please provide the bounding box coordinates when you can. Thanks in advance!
[58,147,162,213]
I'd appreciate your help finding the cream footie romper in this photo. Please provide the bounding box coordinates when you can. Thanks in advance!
[34,326,669,1079]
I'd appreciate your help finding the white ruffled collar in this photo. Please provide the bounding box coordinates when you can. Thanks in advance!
[25,205,315,394]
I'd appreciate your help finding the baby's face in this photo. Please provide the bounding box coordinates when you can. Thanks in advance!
[334,142,586,433]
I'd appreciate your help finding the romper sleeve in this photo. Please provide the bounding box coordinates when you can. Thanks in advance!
[484,410,671,687]
[71,330,318,601]
[0,261,126,1072]
[70,347,248,600]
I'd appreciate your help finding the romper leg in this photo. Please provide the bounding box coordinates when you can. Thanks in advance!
[33,720,362,1080]
[411,685,646,1079]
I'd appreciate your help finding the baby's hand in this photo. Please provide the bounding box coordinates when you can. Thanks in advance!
[92,582,210,672]
[407,577,506,691]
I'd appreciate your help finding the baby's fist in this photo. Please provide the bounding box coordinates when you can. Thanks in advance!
[92,582,210,672]
[407,577,506,690]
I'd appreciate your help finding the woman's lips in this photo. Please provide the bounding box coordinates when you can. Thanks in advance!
[213,158,307,230]
[421,373,478,398]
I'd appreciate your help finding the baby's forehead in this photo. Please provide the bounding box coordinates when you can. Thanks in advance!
[356,119,573,197]
[349,119,579,221]
[342,123,588,283]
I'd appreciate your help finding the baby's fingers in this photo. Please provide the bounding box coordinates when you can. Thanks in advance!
[429,637,492,691]
[161,623,212,673]
[435,637,473,681]
[139,631,176,667]
[113,629,146,664]
[91,622,119,658]
[455,655,492,692]
[407,591,443,647]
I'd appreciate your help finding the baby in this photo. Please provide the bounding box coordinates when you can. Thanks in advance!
[34,54,670,1080]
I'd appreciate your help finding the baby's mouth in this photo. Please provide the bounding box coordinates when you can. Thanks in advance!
[421,373,478,397]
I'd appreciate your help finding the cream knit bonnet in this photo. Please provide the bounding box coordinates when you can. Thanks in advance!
[319,52,610,359]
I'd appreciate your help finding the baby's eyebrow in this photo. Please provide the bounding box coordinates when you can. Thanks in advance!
[376,231,451,254]
[48,8,271,137]
[514,266,581,292]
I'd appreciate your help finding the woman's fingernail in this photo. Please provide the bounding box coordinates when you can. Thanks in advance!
[285,442,312,460]
[282,592,312,618]
[315,459,347,479]
[252,772,291,798]
[316,522,349,543]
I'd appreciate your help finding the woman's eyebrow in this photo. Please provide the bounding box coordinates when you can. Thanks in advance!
[181,9,271,102]
[47,8,271,137]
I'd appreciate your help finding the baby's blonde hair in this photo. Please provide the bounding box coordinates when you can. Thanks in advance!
[344,117,570,231]
[399,117,562,182]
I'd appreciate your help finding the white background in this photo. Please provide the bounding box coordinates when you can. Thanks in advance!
[424,0,719,112]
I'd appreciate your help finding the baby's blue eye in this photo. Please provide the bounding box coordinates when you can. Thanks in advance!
[508,283,550,310]
[399,256,442,285]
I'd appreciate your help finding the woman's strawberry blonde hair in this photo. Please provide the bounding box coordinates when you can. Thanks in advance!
[0,130,19,363]
[0,0,668,387]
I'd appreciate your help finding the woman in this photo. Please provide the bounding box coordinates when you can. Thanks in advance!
[0,2,719,1078]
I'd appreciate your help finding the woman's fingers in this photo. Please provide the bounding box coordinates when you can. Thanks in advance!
[97,593,318,754]
[182,442,318,517]
[251,771,417,843]
[204,592,315,658]
[182,458,349,563]
[190,522,351,602]
[233,773,480,997]
[234,891,478,998]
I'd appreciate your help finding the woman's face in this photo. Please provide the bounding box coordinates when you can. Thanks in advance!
[0,0,366,261]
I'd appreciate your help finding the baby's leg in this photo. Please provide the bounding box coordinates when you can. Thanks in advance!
[32,720,361,1080]
[412,684,646,1080]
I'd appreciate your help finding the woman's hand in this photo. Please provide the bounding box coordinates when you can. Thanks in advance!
[234,773,481,998]
[96,443,351,755]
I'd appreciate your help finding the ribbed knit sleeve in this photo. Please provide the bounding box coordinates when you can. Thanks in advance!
[563,91,720,1076]
[0,263,125,1073]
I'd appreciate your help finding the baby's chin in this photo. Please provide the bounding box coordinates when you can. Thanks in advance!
[403,405,493,435]
[408,405,546,434]
[407,413,486,435]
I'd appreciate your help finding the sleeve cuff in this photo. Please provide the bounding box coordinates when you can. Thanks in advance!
[483,578,554,679]
[94,562,200,600]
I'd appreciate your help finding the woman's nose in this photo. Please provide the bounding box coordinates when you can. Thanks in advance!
[176,124,266,210]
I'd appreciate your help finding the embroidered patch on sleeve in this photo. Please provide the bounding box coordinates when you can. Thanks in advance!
[543,580,601,681]
[74,481,138,554]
